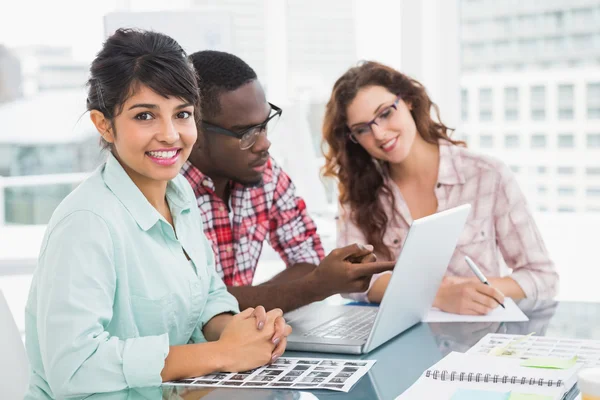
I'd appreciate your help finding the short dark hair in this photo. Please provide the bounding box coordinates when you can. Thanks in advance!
[87,28,200,149]
[188,50,257,120]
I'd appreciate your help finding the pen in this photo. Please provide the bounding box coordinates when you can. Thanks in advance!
[464,255,505,309]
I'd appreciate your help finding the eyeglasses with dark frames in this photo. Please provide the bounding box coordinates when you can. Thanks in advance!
[202,103,282,150]
[347,96,401,143]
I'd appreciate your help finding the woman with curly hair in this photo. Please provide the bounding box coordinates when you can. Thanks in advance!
[322,61,558,315]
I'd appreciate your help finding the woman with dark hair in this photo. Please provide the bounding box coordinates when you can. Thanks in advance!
[24,29,290,399]
[322,61,558,314]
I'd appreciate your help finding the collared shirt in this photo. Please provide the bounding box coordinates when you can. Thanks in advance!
[181,158,325,286]
[337,140,559,302]
[25,153,239,399]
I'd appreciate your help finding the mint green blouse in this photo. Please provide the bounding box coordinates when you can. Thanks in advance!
[24,153,239,399]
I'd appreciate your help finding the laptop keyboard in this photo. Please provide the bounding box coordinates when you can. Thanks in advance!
[302,307,377,341]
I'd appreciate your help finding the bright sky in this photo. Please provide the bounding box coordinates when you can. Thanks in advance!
[0,0,192,62]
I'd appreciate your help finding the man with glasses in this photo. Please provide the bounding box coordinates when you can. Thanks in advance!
[183,50,394,312]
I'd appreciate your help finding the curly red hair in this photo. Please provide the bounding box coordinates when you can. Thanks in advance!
[322,61,464,259]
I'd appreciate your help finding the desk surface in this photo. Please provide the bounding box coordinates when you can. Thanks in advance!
[70,300,599,399]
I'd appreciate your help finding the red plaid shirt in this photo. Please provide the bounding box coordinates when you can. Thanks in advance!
[181,158,325,286]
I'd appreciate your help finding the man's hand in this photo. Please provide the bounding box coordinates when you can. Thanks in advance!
[310,244,395,296]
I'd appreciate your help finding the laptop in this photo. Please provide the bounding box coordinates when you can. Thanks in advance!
[284,204,471,354]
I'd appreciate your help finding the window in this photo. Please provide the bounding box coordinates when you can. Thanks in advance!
[557,84,574,120]
[545,37,566,53]
[494,40,511,59]
[537,166,547,174]
[586,187,600,197]
[519,38,538,55]
[495,17,511,35]
[461,88,468,121]
[537,186,547,194]
[479,88,493,121]
[510,165,520,173]
[0,144,10,176]
[587,133,600,148]
[505,134,520,148]
[558,186,575,196]
[456,133,469,144]
[572,34,593,50]
[586,167,600,176]
[480,135,494,148]
[557,133,575,148]
[553,10,565,30]
[571,8,594,27]
[531,134,546,148]
[504,87,519,120]
[531,85,546,120]
[538,205,548,212]
[557,166,575,175]
[558,206,576,212]
[587,83,600,119]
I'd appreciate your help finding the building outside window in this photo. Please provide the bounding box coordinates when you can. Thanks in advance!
[557,166,575,175]
[479,88,493,121]
[531,85,546,120]
[461,88,468,121]
[505,133,520,148]
[557,84,574,120]
[504,86,519,120]
[480,134,494,148]
[531,133,547,148]
[558,186,576,196]
[557,133,575,148]
[588,83,600,119]
[587,133,600,148]
[586,167,600,176]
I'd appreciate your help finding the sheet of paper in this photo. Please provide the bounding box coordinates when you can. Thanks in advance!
[468,333,600,368]
[521,356,578,370]
[163,357,375,392]
[451,388,510,399]
[423,298,529,322]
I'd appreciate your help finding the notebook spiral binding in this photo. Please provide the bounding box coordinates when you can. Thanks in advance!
[424,369,564,388]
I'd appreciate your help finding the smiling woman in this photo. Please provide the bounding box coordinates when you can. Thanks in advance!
[89,85,197,203]
[23,28,291,399]
[322,61,558,315]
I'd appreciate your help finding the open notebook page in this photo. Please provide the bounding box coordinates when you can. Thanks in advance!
[423,298,529,322]
[396,352,582,400]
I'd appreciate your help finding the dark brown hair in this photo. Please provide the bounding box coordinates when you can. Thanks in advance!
[87,28,200,151]
[322,61,464,259]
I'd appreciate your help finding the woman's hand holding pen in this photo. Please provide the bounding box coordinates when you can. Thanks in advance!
[433,278,506,315]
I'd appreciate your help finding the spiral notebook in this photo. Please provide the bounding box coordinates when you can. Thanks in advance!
[397,352,582,400]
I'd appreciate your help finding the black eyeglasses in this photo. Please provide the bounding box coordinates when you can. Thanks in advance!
[347,96,401,143]
[202,103,282,150]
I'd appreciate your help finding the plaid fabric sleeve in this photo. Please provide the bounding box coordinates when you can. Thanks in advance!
[267,161,325,267]
[494,164,559,299]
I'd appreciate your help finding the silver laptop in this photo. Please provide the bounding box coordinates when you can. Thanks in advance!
[284,204,471,354]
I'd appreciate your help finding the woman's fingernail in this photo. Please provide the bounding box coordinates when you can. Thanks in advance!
[258,321,264,330]
[271,354,279,363]
[273,337,280,345]
[364,244,374,252]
